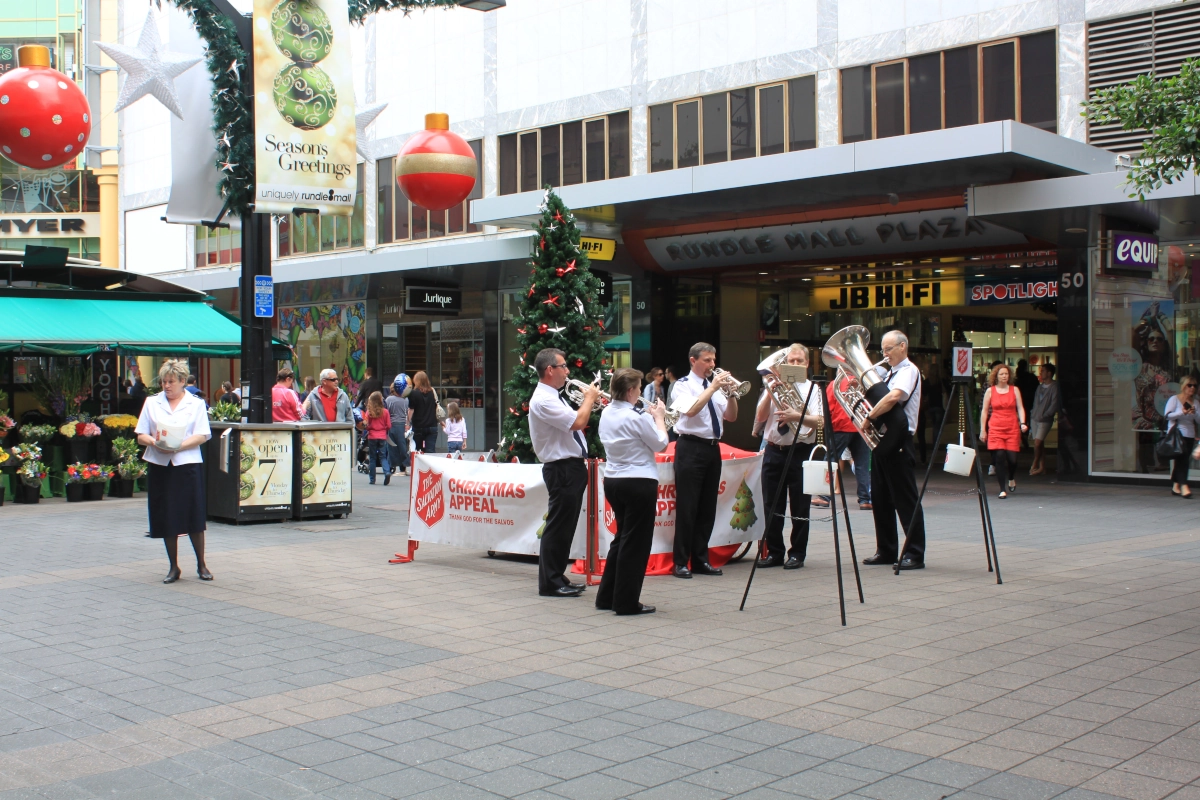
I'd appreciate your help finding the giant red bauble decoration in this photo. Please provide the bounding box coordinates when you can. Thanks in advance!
[396,113,477,211]
[0,45,90,169]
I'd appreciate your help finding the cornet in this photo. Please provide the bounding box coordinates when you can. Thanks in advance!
[709,368,752,398]
[563,379,679,427]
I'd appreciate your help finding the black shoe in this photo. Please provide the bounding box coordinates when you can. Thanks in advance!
[692,562,722,576]
[615,604,656,616]
[783,556,804,570]
[540,586,584,597]
[566,582,585,590]
[756,554,784,568]
[197,567,213,581]
[897,556,925,570]
[163,567,181,584]
[672,565,692,579]
[384,474,391,486]
[595,603,612,611]
[862,553,894,566]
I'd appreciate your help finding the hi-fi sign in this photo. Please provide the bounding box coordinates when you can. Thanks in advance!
[813,279,964,310]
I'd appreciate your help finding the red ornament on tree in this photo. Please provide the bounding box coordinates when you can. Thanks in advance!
[516,326,527,335]
[537,323,548,334]
[509,407,521,416]
[555,267,565,277]
[396,113,478,211]
[0,45,91,169]
[575,358,583,367]
[562,259,576,274]
[583,326,592,331]
[528,283,537,298]
[542,294,561,307]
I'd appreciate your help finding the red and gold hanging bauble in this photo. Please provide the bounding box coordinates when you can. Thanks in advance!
[0,46,90,169]
[396,113,477,211]
[538,323,548,334]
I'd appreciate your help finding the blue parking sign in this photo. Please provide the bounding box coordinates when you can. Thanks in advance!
[254,276,274,318]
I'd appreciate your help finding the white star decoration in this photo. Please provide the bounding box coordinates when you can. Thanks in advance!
[96,10,202,119]
[548,325,566,334]
[354,102,388,160]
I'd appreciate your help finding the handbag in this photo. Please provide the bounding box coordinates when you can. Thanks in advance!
[433,388,447,423]
[1156,424,1185,459]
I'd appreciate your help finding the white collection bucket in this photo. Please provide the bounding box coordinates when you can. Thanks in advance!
[802,445,841,495]
[944,433,976,476]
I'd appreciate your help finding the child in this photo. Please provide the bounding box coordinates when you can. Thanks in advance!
[365,391,392,485]
[444,402,467,454]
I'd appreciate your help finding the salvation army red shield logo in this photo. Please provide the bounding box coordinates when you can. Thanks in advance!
[414,468,445,527]
[603,498,616,534]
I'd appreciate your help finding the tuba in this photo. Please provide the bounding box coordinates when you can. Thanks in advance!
[821,325,907,454]
[756,348,813,440]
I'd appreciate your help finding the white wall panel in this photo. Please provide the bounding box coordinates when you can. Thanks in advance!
[124,205,188,275]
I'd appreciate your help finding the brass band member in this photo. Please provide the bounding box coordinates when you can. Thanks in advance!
[862,331,927,570]
[596,368,669,615]
[755,345,824,570]
[671,343,738,578]
[529,348,599,597]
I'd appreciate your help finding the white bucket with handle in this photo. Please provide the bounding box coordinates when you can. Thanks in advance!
[944,432,976,476]
[802,445,841,495]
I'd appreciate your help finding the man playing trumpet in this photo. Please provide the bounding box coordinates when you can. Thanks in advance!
[670,342,739,578]
[755,344,824,570]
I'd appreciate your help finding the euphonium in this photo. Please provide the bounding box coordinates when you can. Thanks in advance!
[820,325,906,454]
[756,348,813,439]
[710,367,752,398]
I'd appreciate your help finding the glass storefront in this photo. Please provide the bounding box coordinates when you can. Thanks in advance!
[1091,240,1198,478]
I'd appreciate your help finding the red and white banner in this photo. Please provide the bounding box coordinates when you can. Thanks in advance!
[408,453,764,559]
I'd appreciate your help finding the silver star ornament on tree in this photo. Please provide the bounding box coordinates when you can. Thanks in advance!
[96,10,202,119]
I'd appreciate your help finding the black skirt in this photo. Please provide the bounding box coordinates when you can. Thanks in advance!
[147,462,207,537]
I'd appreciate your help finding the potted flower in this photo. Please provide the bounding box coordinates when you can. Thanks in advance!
[63,462,92,502]
[0,448,9,506]
[99,414,138,446]
[63,421,102,463]
[19,424,56,447]
[11,444,46,504]
[115,458,146,498]
[85,464,113,501]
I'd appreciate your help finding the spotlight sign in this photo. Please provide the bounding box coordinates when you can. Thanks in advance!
[252,0,357,215]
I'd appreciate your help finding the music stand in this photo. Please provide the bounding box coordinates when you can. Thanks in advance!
[740,376,865,625]
[896,342,1002,583]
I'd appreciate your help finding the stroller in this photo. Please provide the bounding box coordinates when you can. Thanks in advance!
[353,408,371,474]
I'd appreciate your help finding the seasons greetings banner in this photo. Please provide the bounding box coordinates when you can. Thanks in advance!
[407,454,764,559]
[252,0,357,214]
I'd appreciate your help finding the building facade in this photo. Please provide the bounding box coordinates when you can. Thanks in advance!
[117,0,1200,480]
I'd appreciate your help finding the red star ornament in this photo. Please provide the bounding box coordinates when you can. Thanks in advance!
[516,326,527,335]
[541,295,560,307]
[563,259,576,274]
[553,211,564,223]
[528,283,536,298]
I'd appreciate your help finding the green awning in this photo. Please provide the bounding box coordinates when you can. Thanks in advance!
[0,296,291,358]
[602,331,630,351]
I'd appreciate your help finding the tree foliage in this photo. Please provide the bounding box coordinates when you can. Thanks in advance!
[500,189,609,463]
[1085,59,1200,198]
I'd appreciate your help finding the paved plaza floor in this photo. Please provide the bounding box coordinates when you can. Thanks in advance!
[0,467,1198,800]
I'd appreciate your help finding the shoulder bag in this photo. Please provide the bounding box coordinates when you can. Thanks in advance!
[433,388,447,423]
[1156,403,1185,459]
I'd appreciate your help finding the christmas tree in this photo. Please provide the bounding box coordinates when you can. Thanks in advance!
[729,478,758,531]
[501,189,609,463]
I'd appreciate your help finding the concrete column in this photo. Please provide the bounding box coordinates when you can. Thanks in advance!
[95,166,119,268]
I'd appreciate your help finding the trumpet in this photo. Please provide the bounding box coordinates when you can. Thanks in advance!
[709,368,752,398]
[563,379,679,427]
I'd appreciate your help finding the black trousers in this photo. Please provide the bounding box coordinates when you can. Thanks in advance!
[540,458,587,594]
[870,431,926,561]
[673,437,722,568]
[991,449,1018,491]
[762,442,812,561]
[1172,437,1195,487]
[596,478,658,613]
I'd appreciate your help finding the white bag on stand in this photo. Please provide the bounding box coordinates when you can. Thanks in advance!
[802,445,841,496]
[944,432,976,476]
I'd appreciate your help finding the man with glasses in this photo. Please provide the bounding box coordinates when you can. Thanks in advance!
[529,348,600,598]
[862,330,926,570]
[304,369,354,423]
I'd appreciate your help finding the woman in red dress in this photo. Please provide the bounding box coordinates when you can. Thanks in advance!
[980,364,1028,498]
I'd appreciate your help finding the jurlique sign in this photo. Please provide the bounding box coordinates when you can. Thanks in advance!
[643,208,1028,270]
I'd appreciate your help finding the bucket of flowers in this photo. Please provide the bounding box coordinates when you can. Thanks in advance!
[11,444,46,504]
[63,462,98,503]
[19,424,56,447]
[88,464,114,501]
[99,414,139,444]
[110,438,144,498]
[62,420,103,463]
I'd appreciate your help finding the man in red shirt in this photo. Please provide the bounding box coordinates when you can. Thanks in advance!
[819,375,872,510]
[271,368,304,422]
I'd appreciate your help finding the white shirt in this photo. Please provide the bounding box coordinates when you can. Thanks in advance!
[671,371,730,439]
[529,381,588,462]
[600,400,668,479]
[764,380,823,445]
[874,358,921,433]
[135,391,212,466]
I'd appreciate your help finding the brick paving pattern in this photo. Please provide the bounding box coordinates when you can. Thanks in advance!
[0,470,1198,799]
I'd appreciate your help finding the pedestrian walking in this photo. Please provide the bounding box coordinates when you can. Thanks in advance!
[271,368,304,422]
[444,402,467,454]
[384,375,410,475]
[1164,378,1198,498]
[980,363,1027,498]
[134,359,213,584]
[356,367,384,409]
[642,368,665,405]
[1029,364,1061,475]
[364,391,392,485]
[298,376,315,405]
[407,371,440,453]
[820,373,872,510]
[303,369,354,423]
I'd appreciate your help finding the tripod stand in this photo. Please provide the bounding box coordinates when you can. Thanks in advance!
[896,377,1002,583]
[740,376,865,625]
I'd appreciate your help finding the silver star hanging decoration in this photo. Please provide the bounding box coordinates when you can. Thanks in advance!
[576,298,585,316]
[548,325,566,334]
[95,10,202,119]
[219,160,239,172]
[218,130,233,150]
[226,59,241,82]
[354,102,388,160]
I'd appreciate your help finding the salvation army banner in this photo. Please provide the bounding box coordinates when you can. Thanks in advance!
[407,453,764,560]
[252,0,357,214]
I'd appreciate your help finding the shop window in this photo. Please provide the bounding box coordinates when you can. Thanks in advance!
[650,78,815,171]
[277,163,366,257]
[374,140,483,246]
[194,224,241,268]
[841,31,1056,142]
[498,112,630,193]
[1,162,95,213]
